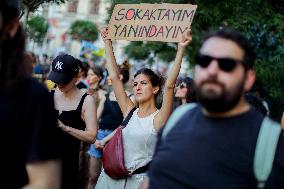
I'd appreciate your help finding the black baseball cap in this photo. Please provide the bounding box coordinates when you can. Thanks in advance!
[47,54,79,85]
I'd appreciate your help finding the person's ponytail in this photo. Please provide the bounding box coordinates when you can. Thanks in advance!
[119,60,130,84]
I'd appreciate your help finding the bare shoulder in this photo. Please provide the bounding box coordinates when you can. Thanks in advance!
[84,94,95,104]
[81,94,96,112]
[98,89,107,97]
[153,109,166,131]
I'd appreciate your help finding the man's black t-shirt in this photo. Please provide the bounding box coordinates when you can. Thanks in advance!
[0,78,61,188]
[148,105,284,189]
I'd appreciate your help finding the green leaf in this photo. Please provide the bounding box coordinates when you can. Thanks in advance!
[27,16,49,43]
[69,20,99,42]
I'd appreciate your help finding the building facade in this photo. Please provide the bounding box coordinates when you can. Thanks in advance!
[42,0,111,58]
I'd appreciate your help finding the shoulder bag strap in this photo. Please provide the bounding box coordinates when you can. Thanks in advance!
[162,103,197,140]
[254,117,282,189]
[121,107,137,127]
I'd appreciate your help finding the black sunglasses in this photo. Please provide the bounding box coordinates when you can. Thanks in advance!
[195,53,243,72]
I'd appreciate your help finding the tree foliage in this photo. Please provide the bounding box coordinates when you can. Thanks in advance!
[22,0,68,12]
[107,0,284,120]
[269,0,284,14]
[189,0,284,121]
[69,20,99,42]
[21,0,69,26]
[27,16,49,44]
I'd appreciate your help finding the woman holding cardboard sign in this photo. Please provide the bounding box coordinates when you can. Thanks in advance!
[95,27,192,189]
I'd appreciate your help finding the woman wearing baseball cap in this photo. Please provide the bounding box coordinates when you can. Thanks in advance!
[48,54,98,189]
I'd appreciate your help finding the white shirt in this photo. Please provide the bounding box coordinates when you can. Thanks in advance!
[122,108,159,172]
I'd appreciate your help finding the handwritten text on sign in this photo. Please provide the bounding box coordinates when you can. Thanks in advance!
[107,4,197,42]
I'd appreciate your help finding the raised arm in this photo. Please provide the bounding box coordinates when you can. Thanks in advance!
[154,31,192,131]
[101,29,135,117]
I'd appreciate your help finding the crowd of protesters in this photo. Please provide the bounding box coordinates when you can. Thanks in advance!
[2,1,284,189]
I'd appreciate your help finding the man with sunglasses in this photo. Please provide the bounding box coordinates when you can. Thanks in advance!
[142,28,284,189]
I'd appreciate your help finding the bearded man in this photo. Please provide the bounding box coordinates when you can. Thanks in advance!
[143,28,284,189]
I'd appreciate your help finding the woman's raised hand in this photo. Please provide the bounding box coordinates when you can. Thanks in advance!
[178,28,192,49]
[101,27,111,45]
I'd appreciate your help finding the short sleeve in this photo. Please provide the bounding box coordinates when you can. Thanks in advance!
[26,82,61,162]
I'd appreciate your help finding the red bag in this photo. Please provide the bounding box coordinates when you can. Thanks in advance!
[102,108,136,179]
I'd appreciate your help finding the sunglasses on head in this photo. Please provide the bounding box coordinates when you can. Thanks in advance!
[195,53,243,72]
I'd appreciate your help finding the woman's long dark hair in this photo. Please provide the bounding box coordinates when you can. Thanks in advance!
[179,77,196,103]
[119,60,130,84]
[89,65,104,84]
[0,7,27,89]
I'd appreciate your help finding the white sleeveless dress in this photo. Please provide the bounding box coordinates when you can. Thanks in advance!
[95,108,159,189]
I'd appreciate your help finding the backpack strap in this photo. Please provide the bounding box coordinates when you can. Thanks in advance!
[162,103,197,140]
[254,117,282,189]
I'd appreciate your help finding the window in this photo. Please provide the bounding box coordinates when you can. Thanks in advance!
[68,0,78,13]
[89,0,100,15]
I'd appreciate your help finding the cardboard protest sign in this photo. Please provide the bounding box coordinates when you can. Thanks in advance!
[107,3,197,42]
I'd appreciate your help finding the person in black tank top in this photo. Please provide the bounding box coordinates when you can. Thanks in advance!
[99,93,124,130]
[48,54,98,189]
[87,60,134,189]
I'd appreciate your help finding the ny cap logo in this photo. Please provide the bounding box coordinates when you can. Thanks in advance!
[55,61,63,70]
